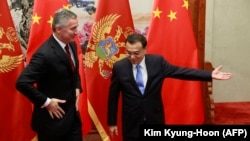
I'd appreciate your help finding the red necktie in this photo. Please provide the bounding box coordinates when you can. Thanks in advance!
[65,45,75,71]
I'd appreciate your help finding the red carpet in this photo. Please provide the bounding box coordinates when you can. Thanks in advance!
[214,102,250,124]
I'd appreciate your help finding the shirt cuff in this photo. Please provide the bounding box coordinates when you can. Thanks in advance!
[41,98,51,108]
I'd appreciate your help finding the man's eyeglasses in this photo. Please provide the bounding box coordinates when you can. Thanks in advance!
[125,49,144,56]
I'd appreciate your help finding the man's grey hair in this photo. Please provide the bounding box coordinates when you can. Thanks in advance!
[52,8,77,31]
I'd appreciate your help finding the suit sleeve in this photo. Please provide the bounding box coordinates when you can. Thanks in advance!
[107,64,121,125]
[161,57,212,81]
[16,52,48,106]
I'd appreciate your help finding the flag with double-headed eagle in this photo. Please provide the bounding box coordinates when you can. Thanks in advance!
[27,0,92,136]
[0,1,36,141]
[85,0,134,140]
[147,0,204,124]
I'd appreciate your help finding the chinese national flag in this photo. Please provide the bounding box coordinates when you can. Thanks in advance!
[0,1,36,141]
[85,0,134,140]
[147,0,204,124]
[27,0,91,135]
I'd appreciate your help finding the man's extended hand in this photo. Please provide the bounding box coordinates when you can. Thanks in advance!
[212,65,232,80]
[47,98,66,119]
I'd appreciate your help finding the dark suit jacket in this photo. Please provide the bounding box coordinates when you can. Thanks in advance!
[107,54,212,140]
[16,35,82,136]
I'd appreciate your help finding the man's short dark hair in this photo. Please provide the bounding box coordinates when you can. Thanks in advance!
[125,33,147,48]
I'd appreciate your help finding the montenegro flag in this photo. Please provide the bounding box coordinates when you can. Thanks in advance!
[0,1,36,141]
[85,0,135,140]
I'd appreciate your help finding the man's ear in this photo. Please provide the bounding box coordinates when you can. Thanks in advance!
[55,25,62,32]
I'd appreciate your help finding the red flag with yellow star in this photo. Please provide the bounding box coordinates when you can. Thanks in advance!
[85,0,134,140]
[147,0,204,124]
[0,1,36,141]
[27,0,91,135]
[26,0,70,63]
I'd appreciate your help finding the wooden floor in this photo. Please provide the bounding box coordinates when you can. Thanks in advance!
[83,135,102,141]
[82,129,102,141]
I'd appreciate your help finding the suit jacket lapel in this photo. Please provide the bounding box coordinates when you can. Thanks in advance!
[144,55,152,94]
[69,42,78,68]
[124,59,145,96]
[49,36,72,70]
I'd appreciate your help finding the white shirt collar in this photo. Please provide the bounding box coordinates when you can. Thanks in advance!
[53,34,66,50]
[133,56,146,69]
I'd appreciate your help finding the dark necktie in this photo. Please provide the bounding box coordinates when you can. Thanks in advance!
[136,64,144,94]
[65,45,75,71]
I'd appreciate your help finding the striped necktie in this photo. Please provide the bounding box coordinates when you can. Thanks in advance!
[136,64,144,94]
[65,45,75,71]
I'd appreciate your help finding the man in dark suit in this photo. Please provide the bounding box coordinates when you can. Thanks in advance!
[16,8,83,141]
[107,33,232,141]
